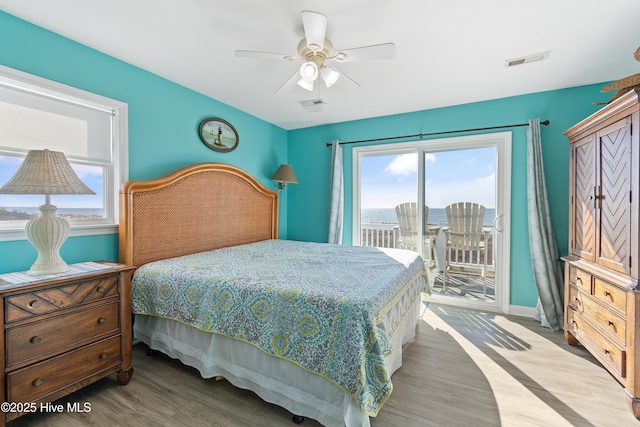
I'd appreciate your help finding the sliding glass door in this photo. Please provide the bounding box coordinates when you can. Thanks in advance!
[353,132,511,312]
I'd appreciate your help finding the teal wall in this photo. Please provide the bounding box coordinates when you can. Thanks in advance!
[0,11,288,274]
[0,11,615,309]
[286,85,610,307]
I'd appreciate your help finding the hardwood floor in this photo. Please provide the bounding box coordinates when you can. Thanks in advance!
[10,304,639,426]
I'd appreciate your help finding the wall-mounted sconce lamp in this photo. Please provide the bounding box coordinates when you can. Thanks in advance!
[271,164,298,192]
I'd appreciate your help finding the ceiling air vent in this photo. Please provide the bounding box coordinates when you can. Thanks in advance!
[300,99,327,113]
[505,51,550,68]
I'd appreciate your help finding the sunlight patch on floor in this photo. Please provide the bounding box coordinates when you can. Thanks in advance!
[423,307,580,427]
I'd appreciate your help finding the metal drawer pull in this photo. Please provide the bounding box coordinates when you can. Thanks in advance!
[576,278,582,284]
[573,297,581,305]
[98,317,107,324]
[30,336,42,345]
[28,300,40,309]
[603,291,611,297]
[603,349,610,355]
[607,320,614,326]
[97,286,106,293]
[100,353,108,360]
[33,378,44,387]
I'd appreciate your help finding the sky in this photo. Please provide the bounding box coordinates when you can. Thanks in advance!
[360,147,496,209]
[0,154,104,209]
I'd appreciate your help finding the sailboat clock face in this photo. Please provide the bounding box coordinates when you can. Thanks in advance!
[198,117,239,153]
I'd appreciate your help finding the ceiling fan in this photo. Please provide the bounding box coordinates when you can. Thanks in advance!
[235,10,396,94]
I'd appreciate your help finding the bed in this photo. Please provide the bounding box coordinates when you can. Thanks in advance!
[119,162,428,427]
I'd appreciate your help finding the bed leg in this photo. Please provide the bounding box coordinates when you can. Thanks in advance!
[292,415,306,424]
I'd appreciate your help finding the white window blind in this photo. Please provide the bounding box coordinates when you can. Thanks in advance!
[0,84,112,162]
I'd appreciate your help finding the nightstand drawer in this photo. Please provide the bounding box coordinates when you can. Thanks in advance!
[568,309,626,378]
[5,276,119,323]
[6,335,121,404]
[6,302,120,367]
[593,278,626,314]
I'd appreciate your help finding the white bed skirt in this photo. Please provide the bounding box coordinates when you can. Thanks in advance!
[133,298,423,427]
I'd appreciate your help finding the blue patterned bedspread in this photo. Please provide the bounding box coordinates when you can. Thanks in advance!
[131,239,427,416]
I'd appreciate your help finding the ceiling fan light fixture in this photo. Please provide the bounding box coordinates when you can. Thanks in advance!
[297,77,314,91]
[321,67,340,88]
[299,61,319,82]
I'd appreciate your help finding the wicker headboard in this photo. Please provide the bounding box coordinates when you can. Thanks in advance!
[119,163,278,268]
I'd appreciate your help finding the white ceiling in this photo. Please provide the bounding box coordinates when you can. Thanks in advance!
[2,0,639,130]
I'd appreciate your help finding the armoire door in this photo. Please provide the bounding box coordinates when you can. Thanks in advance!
[571,134,597,261]
[596,117,633,275]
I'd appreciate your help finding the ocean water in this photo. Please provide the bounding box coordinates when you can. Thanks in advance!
[2,207,103,216]
[362,208,495,226]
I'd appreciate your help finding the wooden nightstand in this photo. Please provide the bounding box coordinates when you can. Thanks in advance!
[0,261,134,426]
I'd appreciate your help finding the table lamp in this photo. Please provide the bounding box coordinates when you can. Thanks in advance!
[0,149,95,275]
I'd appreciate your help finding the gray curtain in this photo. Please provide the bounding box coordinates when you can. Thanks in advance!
[526,118,564,331]
[328,140,343,244]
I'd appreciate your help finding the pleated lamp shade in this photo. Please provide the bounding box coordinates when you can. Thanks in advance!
[0,149,95,275]
[0,149,95,195]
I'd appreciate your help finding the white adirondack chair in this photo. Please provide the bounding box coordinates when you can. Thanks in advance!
[443,202,489,295]
[395,202,436,266]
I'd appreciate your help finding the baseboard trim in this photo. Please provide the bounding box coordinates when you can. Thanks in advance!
[509,305,537,319]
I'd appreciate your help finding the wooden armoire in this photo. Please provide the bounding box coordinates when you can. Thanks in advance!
[563,88,640,418]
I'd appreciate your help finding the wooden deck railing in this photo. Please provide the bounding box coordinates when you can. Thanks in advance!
[360,223,400,248]
[360,222,494,269]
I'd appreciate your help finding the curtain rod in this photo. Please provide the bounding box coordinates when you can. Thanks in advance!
[325,120,550,147]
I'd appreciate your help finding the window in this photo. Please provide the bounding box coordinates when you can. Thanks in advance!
[0,65,128,241]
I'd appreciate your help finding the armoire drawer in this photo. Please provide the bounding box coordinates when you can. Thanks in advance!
[593,278,626,314]
[574,268,592,293]
[568,309,626,378]
[569,286,626,345]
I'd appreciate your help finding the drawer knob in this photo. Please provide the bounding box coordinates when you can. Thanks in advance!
[98,317,106,324]
[603,291,611,297]
[573,297,581,305]
[33,378,44,387]
[30,336,42,345]
[97,286,106,293]
[28,300,40,309]
[576,278,582,284]
[607,320,614,326]
[603,348,610,355]
[100,353,108,360]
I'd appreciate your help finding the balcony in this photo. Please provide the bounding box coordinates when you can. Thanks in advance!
[360,222,495,300]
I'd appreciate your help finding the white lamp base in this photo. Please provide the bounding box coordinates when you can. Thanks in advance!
[25,203,70,275]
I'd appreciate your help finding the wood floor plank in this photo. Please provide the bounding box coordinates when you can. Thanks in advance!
[9,303,640,426]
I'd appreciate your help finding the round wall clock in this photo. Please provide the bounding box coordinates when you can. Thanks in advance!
[198,117,239,152]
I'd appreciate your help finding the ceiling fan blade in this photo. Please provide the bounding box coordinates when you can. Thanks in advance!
[333,43,396,62]
[274,71,301,96]
[235,50,292,61]
[301,10,327,52]
[333,68,360,91]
